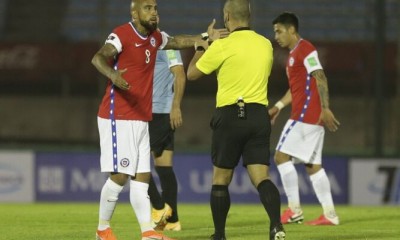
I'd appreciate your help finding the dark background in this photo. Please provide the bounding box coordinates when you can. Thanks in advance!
[0,0,399,157]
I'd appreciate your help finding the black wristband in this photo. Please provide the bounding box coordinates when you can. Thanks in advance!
[196,46,205,52]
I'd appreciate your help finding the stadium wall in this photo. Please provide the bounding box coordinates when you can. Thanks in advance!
[0,42,399,156]
[1,150,399,205]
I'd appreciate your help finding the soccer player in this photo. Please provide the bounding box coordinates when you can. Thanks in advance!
[148,45,185,231]
[187,1,285,239]
[270,12,340,226]
[91,0,226,239]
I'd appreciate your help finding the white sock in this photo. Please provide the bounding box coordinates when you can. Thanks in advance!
[98,178,124,231]
[309,168,336,217]
[277,161,301,212]
[130,180,153,232]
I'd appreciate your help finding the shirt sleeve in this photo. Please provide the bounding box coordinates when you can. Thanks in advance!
[159,31,169,50]
[105,33,122,53]
[303,50,323,73]
[166,50,183,68]
[196,40,224,75]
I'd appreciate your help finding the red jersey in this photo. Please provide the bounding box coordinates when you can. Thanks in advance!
[97,22,167,121]
[286,39,323,124]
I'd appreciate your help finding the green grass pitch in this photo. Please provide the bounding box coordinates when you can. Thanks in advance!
[1,203,399,240]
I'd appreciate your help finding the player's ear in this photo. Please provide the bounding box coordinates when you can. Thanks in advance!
[131,10,138,21]
[130,1,138,21]
[288,25,296,35]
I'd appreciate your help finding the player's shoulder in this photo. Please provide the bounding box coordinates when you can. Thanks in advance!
[298,39,317,51]
[293,39,317,58]
[164,49,181,57]
[150,29,163,39]
[113,22,132,33]
[111,22,135,40]
[156,49,168,60]
[249,31,272,47]
[156,49,178,61]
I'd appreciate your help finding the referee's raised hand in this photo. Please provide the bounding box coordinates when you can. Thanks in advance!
[207,19,230,41]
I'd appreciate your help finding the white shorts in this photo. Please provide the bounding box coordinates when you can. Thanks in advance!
[276,119,325,164]
[97,117,151,176]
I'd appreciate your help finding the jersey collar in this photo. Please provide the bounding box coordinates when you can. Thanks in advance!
[290,38,303,53]
[129,21,149,40]
[232,27,251,32]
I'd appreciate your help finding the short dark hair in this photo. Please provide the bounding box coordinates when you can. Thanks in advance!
[272,12,299,32]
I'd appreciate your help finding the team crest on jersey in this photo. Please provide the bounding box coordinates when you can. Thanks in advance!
[289,57,295,66]
[150,37,156,47]
[120,158,130,167]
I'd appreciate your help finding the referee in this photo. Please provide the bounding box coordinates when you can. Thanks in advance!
[187,0,285,240]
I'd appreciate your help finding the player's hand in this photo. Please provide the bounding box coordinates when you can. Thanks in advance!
[318,108,340,132]
[111,68,130,90]
[170,107,183,130]
[207,19,230,41]
[268,106,280,125]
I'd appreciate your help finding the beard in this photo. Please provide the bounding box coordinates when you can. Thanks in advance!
[140,19,158,33]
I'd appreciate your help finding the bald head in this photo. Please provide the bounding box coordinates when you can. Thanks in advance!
[224,0,250,23]
[130,0,142,11]
[130,0,158,34]
[130,0,157,12]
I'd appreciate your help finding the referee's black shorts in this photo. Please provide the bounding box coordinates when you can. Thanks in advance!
[210,103,271,169]
[149,113,175,157]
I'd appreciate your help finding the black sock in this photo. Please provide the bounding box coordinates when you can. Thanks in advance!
[257,179,282,230]
[210,185,230,238]
[148,175,164,210]
[156,166,179,222]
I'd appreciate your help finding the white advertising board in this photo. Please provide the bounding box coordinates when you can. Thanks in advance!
[350,159,400,205]
[0,150,35,202]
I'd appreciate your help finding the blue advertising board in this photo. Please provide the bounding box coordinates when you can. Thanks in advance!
[35,152,348,203]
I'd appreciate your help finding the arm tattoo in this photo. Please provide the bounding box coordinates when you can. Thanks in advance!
[312,69,330,109]
[92,44,118,80]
